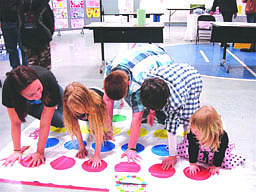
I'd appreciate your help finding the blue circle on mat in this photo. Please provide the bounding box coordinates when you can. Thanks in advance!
[92,141,115,152]
[151,144,169,156]
[121,143,144,153]
[45,138,59,148]
[64,140,87,150]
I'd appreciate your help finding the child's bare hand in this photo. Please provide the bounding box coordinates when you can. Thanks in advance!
[88,156,102,168]
[103,130,115,141]
[1,151,23,167]
[208,165,220,175]
[161,156,177,170]
[75,148,88,159]
[186,164,200,175]
[121,149,142,163]
[23,152,45,167]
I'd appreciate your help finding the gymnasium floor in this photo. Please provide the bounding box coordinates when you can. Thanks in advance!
[0,24,255,192]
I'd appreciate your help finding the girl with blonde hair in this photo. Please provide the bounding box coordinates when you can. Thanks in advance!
[63,82,112,168]
[185,105,229,175]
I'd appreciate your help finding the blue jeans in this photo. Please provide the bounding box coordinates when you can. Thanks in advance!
[1,21,28,69]
[247,12,256,23]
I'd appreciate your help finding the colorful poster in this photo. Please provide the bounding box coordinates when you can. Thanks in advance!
[70,0,84,8]
[55,19,69,29]
[71,18,84,28]
[86,0,100,7]
[86,7,100,18]
[52,0,69,29]
[70,8,84,19]
[53,0,67,9]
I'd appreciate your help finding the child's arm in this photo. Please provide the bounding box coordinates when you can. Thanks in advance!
[212,131,229,170]
[89,138,102,168]
[187,131,200,164]
[75,128,88,159]
[162,132,177,170]
[24,105,55,167]
[0,108,23,166]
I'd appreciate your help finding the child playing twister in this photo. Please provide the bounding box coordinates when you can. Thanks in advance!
[63,82,112,168]
[185,106,229,175]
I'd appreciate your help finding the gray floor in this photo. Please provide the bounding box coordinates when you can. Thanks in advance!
[0,25,256,192]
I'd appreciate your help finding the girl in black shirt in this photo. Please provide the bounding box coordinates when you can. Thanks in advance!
[185,105,229,175]
[1,65,63,167]
[63,82,112,168]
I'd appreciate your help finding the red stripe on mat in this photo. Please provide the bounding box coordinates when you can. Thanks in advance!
[0,178,109,191]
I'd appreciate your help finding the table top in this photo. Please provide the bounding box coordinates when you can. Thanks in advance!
[84,22,165,29]
[212,22,256,28]
[167,8,192,11]
[103,12,164,16]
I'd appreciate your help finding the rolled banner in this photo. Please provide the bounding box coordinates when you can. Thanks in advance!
[137,9,146,27]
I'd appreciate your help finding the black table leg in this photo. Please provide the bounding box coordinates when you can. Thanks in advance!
[220,43,229,73]
[100,42,106,73]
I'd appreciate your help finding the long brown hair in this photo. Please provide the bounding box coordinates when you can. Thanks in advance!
[63,82,109,146]
[190,105,223,152]
[6,66,48,122]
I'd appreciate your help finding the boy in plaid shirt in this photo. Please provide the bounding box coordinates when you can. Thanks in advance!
[104,45,202,169]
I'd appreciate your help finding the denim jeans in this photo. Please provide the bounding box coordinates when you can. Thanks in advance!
[1,21,28,69]
[247,12,256,23]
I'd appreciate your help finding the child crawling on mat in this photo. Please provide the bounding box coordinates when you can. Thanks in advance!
[185,105,229,175]
[63,82,113,168]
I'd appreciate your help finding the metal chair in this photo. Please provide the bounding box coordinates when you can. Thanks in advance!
[195,14,216,44]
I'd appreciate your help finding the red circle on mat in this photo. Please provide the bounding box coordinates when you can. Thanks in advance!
[82,160,107,172]
[114,162,141,173]
[20,157,43,168]
[50,156,76,170]
[148,163,176,178]
[183,166,211,181]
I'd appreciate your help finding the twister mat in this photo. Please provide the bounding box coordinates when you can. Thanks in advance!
[0,102,255,192]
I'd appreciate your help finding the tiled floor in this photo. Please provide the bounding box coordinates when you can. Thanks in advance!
[0,24,255,192]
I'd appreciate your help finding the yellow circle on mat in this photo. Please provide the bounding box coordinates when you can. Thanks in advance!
[113,127,122,136]
[126,128,148,137]
[80,124,90,134]
[154,129,168,139]
[50,126,66,133]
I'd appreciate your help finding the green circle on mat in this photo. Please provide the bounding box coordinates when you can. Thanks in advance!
[112,115,127,122]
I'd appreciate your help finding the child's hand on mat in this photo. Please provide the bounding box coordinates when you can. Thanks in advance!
[185,164,200,175]
[24,152,45,167]
[208,165,220,175]
[0,151,23,167]
[121,149,142,163]
[88,156,102,168]
[103,130,115,141]
[76,148,88,159]
[161,155,177,170]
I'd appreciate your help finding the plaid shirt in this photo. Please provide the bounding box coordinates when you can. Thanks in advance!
[145,63,203,134]
[105,44,173,112]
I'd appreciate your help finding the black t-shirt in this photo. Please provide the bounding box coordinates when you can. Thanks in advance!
[187,130,229,167]
[2,65,61,108]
